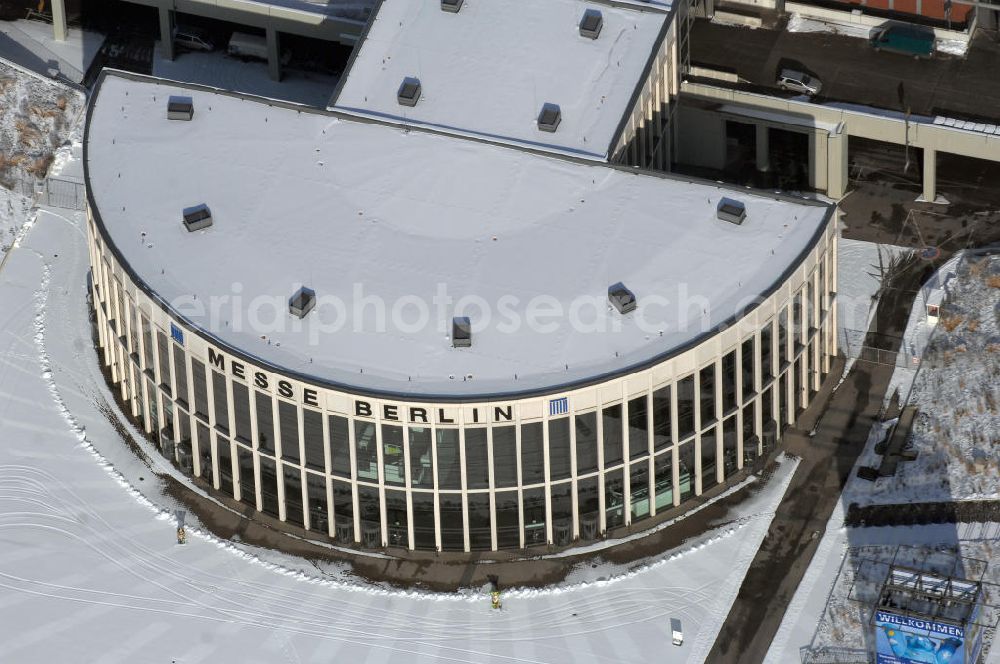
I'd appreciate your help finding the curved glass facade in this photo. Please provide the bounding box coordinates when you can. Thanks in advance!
[88,213,837,554]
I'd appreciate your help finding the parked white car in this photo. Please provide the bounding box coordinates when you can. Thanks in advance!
[776,68,822,96]
[173,26,215,52]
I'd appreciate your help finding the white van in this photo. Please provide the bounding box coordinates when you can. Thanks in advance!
[671,618,683,646]
[227,32,291,65]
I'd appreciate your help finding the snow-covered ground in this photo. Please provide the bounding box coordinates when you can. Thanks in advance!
[836,237,913,363]
[0,185,35,262]
[0,112,797,662]
[152,44,340,108]
[0,58,84,190]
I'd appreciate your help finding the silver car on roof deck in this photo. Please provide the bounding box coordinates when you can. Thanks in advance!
[777,68,822,96]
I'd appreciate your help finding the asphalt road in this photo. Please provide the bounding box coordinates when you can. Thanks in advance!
[705,254,933,664]
[690,19,1000,123]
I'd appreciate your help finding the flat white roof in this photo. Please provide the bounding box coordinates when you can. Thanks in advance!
[331,0,669,160]
[87,74,831,398]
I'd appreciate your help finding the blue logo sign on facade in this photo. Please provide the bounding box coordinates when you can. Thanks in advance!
[549,397,568,416]
[170,323,184,345]
[874,611,965,664]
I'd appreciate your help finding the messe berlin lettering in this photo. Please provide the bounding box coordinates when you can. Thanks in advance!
[875,611,965,638]
[206,347,519,423]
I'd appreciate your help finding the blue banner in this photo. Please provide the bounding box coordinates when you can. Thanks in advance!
[874,611,964,664]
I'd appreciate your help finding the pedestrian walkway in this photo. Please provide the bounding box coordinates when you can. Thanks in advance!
[0,18,103,83]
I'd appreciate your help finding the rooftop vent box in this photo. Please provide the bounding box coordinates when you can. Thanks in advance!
[579,9,603,39]
[397,77,421,107]
[608,282,636,314]
[167,96,194,121]
[452,316,472,347]
[717,197,747,225]
[441,0,463,12]
[289,287,316,319]
[181,204,212,232]
[537,103,561,133]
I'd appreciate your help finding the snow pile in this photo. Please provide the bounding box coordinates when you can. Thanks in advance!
[936,39,969,57]
[786,13,874,39]
[0,59,84,189]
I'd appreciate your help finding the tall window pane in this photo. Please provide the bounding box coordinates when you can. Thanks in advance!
[465,428,489,489]
[551,483,573,546]
[699,363,716,428]
[602,404,623,467]
[255,391,274,454]
[436,429,461,490]
[412,491,436,550]
[279,401,300,464]
[495,490,520,549]
[741,336,756,399]
[778,307,789,367]
[303,409,324,471]
[211,371,228,434]
[604,468,625,530]
[332,480,354,544]
[743,401,758,465]
[493,426,518,488]
[723,416,738,478]
[575,412,598,473]
[761,322,774,384]
[677,375,695,440]
[381,424,404,486]
[306,472,328,534]
[701,428,718,490]
[468,492,492,551]
[283,464,304,527]
[358,485,381,547]
[630,461,650,523]
[329,415,350,477]
[722,351,737,414]
[196,422,213,481]
[217,438,233,495]
[232,382,252,444]
[156,331,171,394]
[191,359,209,419]
[549,418,571,480]
[237,445,255,508]
[652,386,671,451]
[385,489,407,547]
[173,349,188,406]
[439,494,464,551]
[354,420,378,481]
[678,442,695,502]
[628,395,649,460]
[577,477,600,540]
[654,451,673,511]
[409,427,433,488]
[523,487,546,546]
[520,422,544,485]
[259,455,279,518]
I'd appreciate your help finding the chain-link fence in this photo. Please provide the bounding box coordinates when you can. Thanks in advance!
[39,176,86,210]
[9,176,86,211]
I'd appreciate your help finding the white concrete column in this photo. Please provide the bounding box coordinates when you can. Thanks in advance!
[756,124,770,173]
[51,0,67,42]
[922,148,937,203]
[266,26,282,82]
[159,6,175,61]
[827,128,849,200]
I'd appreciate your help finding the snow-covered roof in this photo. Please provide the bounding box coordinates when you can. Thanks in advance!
[331,0,671,160]
[86,73,832,399]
